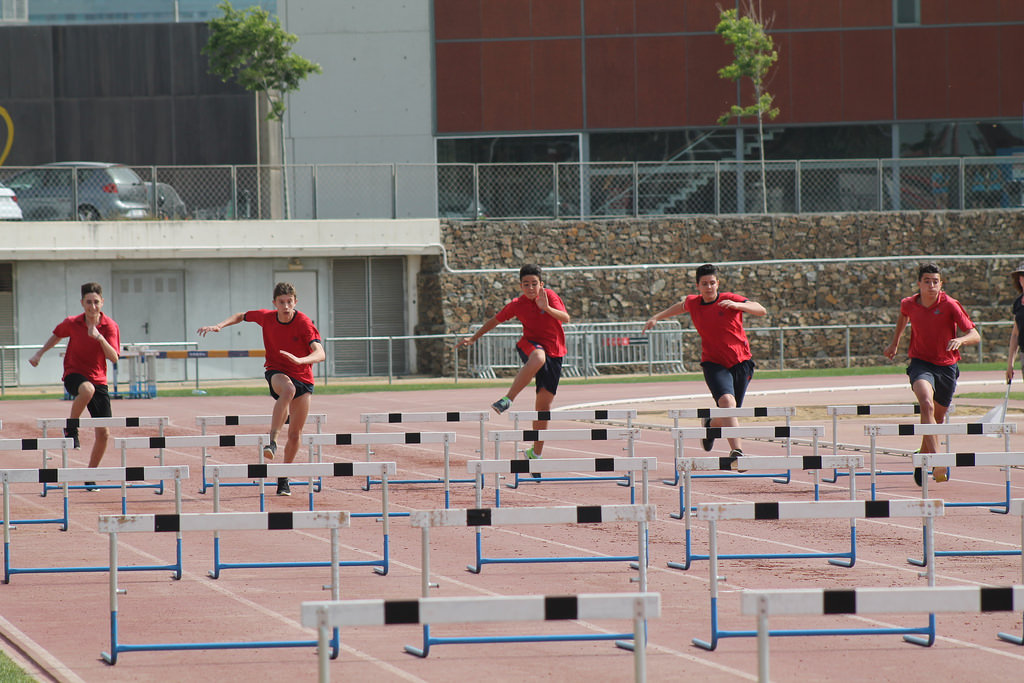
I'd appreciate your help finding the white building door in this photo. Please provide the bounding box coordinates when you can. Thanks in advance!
[111,270,186,382]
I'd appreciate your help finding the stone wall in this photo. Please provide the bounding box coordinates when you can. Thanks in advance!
[417,211,1024,375]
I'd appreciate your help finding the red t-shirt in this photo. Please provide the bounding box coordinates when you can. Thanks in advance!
[244,309,322,384]
[901,291,974,366]
[684,292,752,367]
[53,313,120,384]
[495,288,567,358]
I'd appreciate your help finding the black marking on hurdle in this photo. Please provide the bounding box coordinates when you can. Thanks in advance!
[37,469,58,483]
[404,433,422,444]
[335,434,353,445]
[981,586,1015,612]
[595,410,609,419]
[226,416,240,426]
[246,464,269,478]
[388,413,402,423]
[898,424,915,436]
[66,418,81,428]
[856,405,871,415]
[536,411,552,420]
[822,589,856,614]
[125,467,146,481]
[466,508,492,526]
[523,430,540,441]
[754,502,780,520]
[696,408,711,418]
[914,405,922,414]
[595,458,615,472]
[591,428,608,440]
[510,461,530,474]
[154,514,180,532]
[955,452,977,467]
[773,426,792,438]
[864,500,891,518]
[753,407,769,417]
[446,412,461,421]
[706,427,723,439]
[125,417,140,427]
[385,600,420,624]
[268,512,294,530]
[544,596,578,620]
[967,423,984,435]
[149,437,166,449]
[576,506,603,523]
[218,434,236,447]
[333,462,354,477]
[21,438,39,450]
[802,456,823,470]
[719,456,737,470]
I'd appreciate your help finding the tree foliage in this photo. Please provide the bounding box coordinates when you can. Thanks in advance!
[203,1,322,121]
[715,5,779,126]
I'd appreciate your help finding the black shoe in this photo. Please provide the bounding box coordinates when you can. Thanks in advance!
[263,440,277,460]
[701,417,715,452]
[276,477,291,496]
[729,448,748,473]
[913,467,923,487]
[84,481,98,491]
[64,426,80,449]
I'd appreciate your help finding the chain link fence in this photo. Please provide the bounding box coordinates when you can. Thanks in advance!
[2,157,1022,221]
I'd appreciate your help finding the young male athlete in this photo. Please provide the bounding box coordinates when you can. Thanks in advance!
[884,263,980,484]
[643,263,766,458]
[29,282,120,481]
[198,282,325,495]
[457,264,570,470]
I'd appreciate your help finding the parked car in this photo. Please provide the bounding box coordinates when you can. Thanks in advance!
[147,181,188,219]
[0,181,22,220]
[4,162,150,220]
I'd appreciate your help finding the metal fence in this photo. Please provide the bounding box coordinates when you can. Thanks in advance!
[2,156,1021,221]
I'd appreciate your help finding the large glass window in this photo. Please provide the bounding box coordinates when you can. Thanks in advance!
[899,120,1024,157]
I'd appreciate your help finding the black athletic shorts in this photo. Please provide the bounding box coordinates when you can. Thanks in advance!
[63,373,112,418]
[265,370,314,400]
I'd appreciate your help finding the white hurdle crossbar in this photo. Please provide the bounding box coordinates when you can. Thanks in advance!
[488,428,640,499]
[822,404,925,484]
[862,422,1016,500]
[694,499,943,652]
[742,585,1024,683]
[2,465,188,583]
[360,411,488,496]
[195,414,327,493]
[304,592,660,683]
[405,504,655,657]
[38,416,169,494]
[205,461,397,576]
[667,455,864,570]
[99,510,349,664]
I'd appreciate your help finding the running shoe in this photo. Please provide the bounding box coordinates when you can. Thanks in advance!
[491,397,511,415]
[525,446,541,478]
[276,477,291,496]
[701,417,715,452]
[64,426,80,449]
[263,440,277,460]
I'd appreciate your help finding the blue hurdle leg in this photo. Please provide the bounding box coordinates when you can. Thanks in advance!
[467,530,483,574]
[903,613,936,646]
[102,610,120,664]
[998,614,1024,645]
[827,526,856,568]
[404,624,432,657]
[692,596,720,650]
[372,534,390,576]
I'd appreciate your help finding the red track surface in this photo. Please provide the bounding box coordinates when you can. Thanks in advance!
[1,373,1023,682]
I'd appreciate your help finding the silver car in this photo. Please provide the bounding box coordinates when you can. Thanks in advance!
[0,181,22,220]
[4,162,150,220]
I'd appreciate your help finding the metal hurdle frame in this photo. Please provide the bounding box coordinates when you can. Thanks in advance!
[488,428,640,494]
[99,510,349,664]
[997,499,1024,645]
[0,437,72,529]
[195,414,327,493]
[908,452,1024,566]
[205,461,397,576]
[2,465,188,583]
[666,454,863,571]
[300,432,458,512]
[663,407,796,487]
[861,422,1016,500]
[360,411,488,496]
[404,504,655,657]
[305,593,660,683]
[743,585,1024,683]
[465,459,656,573]
[821,404,923,483]
[667,426,827,520]
[694,498,944,651]
[38,417,169,495]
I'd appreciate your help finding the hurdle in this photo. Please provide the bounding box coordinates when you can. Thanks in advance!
[663,407,796,487]
[907,452,1024,566]
[205,461,397,576]
[2,465,188,583]
[38,416,170,495]
[998,499,1024,645]
[195,414,328,493]
[742,585,1024,683]
[304,593,660,683]
[404,504,655,657]
[693,498,943,651]
[300,432,458,511]
[360,411,488,494]
[0,437,72,528]
[863,422,1016,500]
[99,510,348,664]
[821,404,923,483]
[488,428,640,494]
[666,454,864,570]
[666,426,827,520]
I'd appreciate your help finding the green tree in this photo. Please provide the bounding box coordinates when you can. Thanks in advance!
[202,1,322,122]
[716,2,779,213]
